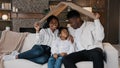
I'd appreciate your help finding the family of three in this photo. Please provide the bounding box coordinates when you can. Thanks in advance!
[3,10,105,68]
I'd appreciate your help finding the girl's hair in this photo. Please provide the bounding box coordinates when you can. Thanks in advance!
[58,27,69,35]
[43,15,59,29]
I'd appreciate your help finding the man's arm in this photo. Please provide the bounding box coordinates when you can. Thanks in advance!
[92,13,105,42]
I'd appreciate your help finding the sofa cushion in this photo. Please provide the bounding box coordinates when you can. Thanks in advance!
[4,59,107,68]
[4,59,42,68]
[4,59,93,68]
[42,62,93,68]
[21,34,37,53]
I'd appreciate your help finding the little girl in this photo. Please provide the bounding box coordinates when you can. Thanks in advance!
[48,27,75,68]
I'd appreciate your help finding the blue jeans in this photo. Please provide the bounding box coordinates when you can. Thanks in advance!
[48,56,63,68]
[18,45,51,64]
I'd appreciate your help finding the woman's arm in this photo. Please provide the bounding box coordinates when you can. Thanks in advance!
[34,22,40,33]
[35,29,44,45]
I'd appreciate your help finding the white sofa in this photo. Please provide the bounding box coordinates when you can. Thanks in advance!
[4,34,119,68]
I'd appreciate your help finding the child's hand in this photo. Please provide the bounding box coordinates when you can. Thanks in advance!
[53,54,58,59]
[60,53,67,57]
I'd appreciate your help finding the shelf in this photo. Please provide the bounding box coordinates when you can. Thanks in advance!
[0,9,11,11]
[0,0,12,31]
[11,12,44,19]
[0,0,11,3]
[0,18,11,22]
[0,20,12,22]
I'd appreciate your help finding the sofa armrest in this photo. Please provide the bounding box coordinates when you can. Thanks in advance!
[103,43,119,68]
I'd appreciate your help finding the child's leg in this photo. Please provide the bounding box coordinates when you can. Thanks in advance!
[48,56,56,68]
[55,57,63,68]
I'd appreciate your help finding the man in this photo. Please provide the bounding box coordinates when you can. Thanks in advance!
[63,10,105,68]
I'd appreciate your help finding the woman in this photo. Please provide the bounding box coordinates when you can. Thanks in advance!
[3,15,59,64]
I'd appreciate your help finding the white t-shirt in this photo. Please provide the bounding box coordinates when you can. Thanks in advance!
[51,37,75,54]
[68,19,104,51]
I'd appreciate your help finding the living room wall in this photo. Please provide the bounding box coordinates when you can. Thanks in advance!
[12,0,48,32]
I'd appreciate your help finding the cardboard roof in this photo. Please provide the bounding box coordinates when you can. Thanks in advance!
[39,2,96,24]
